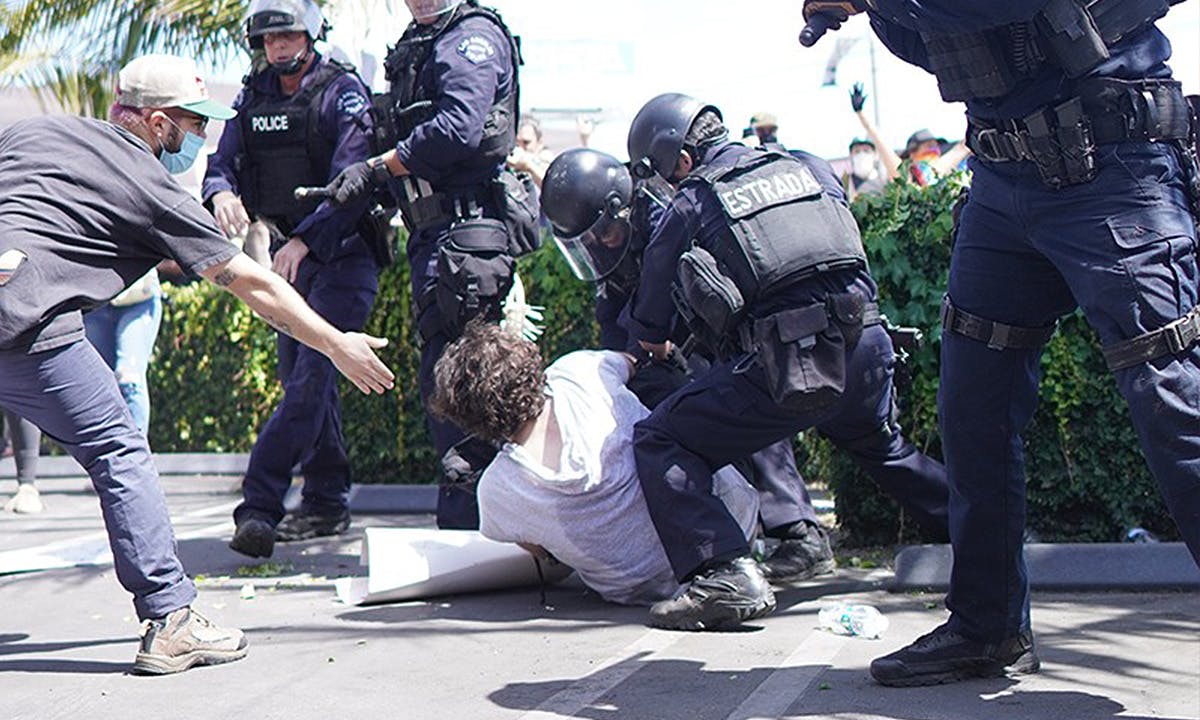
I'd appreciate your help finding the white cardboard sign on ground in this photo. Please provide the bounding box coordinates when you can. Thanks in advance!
[335,527,571,605]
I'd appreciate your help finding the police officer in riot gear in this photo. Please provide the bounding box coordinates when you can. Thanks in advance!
[621,93,951,630]
[203,0,380,558]
[322,0,530,529]
[802,0,1200,687]
[544,148,900,584]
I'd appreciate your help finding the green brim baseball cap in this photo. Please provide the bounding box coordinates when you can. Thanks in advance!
[117,54,236,120]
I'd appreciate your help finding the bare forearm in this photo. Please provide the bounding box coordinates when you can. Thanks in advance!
[856,111,902,179]
[204,254,338,353]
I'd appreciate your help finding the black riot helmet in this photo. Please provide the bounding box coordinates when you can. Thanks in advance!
[246,0,328,49]
[542,148,635,282]
[627,93,721,181]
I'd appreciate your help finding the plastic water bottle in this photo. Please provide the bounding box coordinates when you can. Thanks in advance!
[817,604,889,639]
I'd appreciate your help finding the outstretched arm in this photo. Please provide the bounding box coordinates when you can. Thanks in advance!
[199,253,394,395]
[850,84,902,181]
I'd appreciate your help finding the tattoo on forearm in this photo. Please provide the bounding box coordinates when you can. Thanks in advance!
[213,269,236,287]
[262,314,294,338]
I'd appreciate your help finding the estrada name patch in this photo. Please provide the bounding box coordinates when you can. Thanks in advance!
[456,35,496,64]
[718,167,823,218]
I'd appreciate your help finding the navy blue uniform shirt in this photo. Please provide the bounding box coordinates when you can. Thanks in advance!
[392,15,515,191]
[0,116,239,352]
[202,53,373,263]
[625,141,872,345]
[867,0,1175,119]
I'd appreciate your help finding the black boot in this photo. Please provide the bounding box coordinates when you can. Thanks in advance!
[760,522,836,582]
[648,556,776,631]
[275,508,351,542]
[871,623,1040,687]
[229,518,275,558]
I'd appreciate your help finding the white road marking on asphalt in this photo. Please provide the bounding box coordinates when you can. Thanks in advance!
[722,627,847,720]
[516,630,682,720]
[0,500,238,574]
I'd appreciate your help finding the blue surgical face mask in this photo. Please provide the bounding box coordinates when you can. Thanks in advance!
[157,117,204,175]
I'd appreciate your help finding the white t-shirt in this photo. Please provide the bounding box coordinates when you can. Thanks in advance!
[477,350,758,606]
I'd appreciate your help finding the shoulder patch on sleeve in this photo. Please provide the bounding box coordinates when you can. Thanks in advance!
[336,90,368,117]
[456,35,497,64]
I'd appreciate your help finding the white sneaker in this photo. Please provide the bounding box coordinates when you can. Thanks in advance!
[4,484,44,514]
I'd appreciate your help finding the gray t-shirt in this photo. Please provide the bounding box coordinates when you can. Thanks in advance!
[477,350,759,606]
[0,115,239,351]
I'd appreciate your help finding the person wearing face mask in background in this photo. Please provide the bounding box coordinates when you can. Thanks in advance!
[202,0,382,558]
[844,138,888,200]
[0,53,394,674]
[845,82,902,200]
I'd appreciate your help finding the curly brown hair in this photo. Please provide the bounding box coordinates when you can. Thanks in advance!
[429,321,546,443]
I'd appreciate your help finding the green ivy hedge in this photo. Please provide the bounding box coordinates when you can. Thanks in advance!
[148,187,1175,546]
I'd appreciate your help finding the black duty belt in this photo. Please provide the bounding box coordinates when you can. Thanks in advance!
[1102,305,1200,371]
[941,296,1057,350]
[966,79,1191,188]
[400,180,495,232]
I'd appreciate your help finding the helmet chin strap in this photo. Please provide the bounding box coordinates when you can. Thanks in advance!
[271,43,311,76]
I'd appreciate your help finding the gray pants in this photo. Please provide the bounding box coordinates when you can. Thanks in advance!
[3,409,40,485]
[0,339,195,619]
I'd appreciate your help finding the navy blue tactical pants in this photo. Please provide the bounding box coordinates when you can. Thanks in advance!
[635,323,949,581]
[626,352,820,534]
[409,222,511,529]
[942,143,1200,643]
[0,339,195,619]
[235,253,378,526]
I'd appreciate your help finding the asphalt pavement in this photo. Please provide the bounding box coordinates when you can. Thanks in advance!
[1,472,1197,720]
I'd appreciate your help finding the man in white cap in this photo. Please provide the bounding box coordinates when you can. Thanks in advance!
[0,53,394,675]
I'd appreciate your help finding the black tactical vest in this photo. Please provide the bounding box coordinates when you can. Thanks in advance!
[380,1,520,176]
[685,150,867,303]
[238,60,351,230]
[920,0,1170,102]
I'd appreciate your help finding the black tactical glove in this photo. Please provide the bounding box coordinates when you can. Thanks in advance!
[799,0,872,46]
[850,82,868,113]
[326,158,391,206]
[802,0,871,23]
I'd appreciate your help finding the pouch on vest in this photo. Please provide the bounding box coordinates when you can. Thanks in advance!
[493,169,542,257]
[435,218,515,335]
[357,203,398,268]
[826,291,867,349]
[678,245,745,338]
[751,304,846,414]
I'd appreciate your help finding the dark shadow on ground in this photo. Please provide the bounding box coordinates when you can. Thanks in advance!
[0,658,130,674]
[489,657,1193,720]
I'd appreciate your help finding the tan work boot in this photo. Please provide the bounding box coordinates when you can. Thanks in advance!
[133,607,248,675]
[4,484,44,514]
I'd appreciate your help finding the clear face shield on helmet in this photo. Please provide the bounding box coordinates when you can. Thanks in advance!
[405,0,464,22]
[553,209,634,283]
[636,174,675,212]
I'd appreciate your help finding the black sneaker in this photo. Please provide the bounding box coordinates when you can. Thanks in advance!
[274,508,351,542]
[761,523,837,582]
[648,556,776,631]
[228,518,275,558]
[870,623,1040,687]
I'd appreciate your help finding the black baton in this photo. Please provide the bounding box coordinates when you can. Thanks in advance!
[798,13,838,47]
